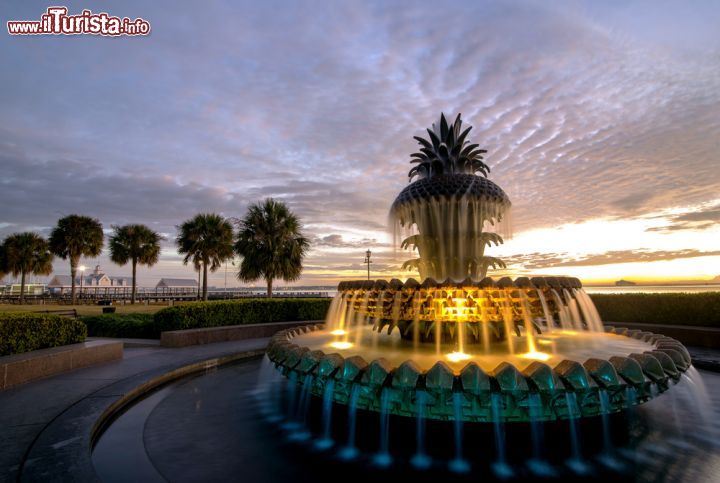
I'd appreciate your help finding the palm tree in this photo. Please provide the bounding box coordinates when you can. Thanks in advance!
[235,199,310,297]
[2,233,54,304]
[109,224,163,304]
[0,243,7,283]
[176,214,234,301]
[49,215,104,304]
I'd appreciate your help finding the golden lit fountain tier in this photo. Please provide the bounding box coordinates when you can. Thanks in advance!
[336,276,592,345]
[265,114,692,423]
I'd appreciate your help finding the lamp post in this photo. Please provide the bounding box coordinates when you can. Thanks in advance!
[364,250,372,281]
[78,265,86,304]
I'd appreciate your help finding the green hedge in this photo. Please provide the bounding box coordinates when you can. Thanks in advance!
[589,292,720,328]
[0,313,87,356]
[81,313,156,339]
[153,298,331,333]
[78,298,332,339]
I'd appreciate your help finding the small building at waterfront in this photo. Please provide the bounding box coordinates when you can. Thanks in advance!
[155,278,198,293]
[47,265,132,294]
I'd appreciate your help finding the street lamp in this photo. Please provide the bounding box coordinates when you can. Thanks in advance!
[364,250,372,281]
[78,265,86,302]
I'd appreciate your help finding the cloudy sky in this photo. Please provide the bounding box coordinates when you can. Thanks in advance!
[1,0,719,287]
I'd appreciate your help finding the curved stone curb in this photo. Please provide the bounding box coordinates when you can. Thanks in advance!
[1,340,122,390]
[18,350,264,482]
[266,324,692,423]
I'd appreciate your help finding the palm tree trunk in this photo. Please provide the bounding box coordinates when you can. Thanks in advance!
[266,278,273,298]
[203,262,208,301]
[20,270,26,305]
[70,259,77,305]
[131,259,137,304]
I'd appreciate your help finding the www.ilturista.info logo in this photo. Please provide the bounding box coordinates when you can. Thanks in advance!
[7,7,150,36]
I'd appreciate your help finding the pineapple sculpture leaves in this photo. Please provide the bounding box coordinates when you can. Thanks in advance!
[408,113,490,181]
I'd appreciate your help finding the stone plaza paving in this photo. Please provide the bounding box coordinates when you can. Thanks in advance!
[0,338,269,482]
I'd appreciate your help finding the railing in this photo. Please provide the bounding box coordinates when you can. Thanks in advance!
[0,289,331,304]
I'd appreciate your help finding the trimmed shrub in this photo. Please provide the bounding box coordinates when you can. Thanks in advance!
[81,313,156,339]
[153,298,331,333]
[0,312,87,356]
[76,298,332,339]
[590,292,720,328]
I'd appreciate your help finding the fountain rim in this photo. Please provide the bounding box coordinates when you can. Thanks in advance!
[266,323,692,423]
[336,276,583,292]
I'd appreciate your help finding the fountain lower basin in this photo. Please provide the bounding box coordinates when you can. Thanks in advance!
[266,324,691,423]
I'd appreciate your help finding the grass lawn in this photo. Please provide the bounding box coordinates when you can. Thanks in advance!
[0,302,173,316]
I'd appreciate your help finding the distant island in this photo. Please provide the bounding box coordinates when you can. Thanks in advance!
[615,280,637,286]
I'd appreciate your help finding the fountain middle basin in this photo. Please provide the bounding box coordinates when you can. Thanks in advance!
[291,327,655,374]
[267,325,690,424]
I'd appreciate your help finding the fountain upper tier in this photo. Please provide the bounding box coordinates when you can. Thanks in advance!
[334,276,597,348]
[390,113,511,281]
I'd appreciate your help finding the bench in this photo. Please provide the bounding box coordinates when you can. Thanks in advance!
[42,309,78,319]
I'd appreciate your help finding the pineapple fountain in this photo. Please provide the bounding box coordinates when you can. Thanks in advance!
[260,114,695,474]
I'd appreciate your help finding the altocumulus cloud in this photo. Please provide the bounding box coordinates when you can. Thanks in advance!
[1,0,719,283]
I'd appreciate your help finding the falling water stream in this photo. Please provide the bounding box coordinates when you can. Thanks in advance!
[283,372,299,431]
[338,385,361,460]
[373,388,392,467]
[411,390,431,469]
[449,392,470,473]
[490,392,513,478]
[527,393,556,476]
[288,375,313,441]
[565,392,589,474]
[315,380,335,450]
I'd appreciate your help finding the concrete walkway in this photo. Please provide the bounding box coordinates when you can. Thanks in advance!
[0,337,270,482]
